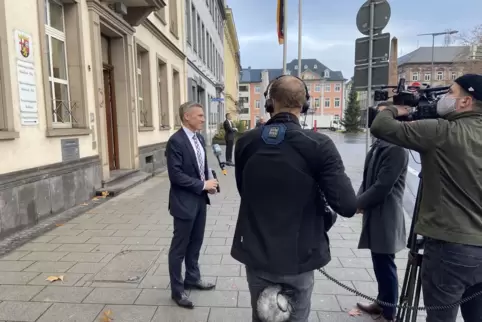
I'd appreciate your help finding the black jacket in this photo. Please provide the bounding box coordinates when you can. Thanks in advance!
[165,129,210,220]
[223,119,235,141]
[231,113,357,275]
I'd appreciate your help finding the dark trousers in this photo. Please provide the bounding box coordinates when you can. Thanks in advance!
[246,266,314,322]
[168,203,207,297]
[421,238,482,322]
[225,138,234,162]
[371,252,398,319]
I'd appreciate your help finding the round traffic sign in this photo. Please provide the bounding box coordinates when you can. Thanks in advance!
[356,0,391,36]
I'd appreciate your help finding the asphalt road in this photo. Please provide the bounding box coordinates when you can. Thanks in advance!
[323,131,420,218]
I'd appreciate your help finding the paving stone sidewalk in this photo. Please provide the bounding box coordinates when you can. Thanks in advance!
[0,133,446,322]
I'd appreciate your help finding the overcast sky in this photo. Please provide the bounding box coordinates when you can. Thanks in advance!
[226,0,482,79]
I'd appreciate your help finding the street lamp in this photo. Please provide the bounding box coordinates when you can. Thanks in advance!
[417,30,458,86]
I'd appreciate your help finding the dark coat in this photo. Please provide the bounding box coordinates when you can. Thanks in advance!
[357,139,408,254]
[371,106,482,247]
[165,129,210,220]
[223,119,235,141]
[231,112,357,275]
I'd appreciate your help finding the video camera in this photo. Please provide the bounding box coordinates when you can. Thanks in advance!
[370,78,450,124]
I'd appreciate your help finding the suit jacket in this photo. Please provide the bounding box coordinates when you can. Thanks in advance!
[223,119,235,141]
[166,128,210,220]
[357,139,408,254]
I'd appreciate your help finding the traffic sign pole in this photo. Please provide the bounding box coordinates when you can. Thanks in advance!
[366,0,375,154]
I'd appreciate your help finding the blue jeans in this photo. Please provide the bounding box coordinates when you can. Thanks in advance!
[371,252,398,319]
[421,238,482,322]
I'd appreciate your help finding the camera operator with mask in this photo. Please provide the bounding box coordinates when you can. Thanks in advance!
[370,74,482,322]
[231,75,357,322]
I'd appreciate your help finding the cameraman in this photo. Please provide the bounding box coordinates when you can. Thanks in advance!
[370,74,482,322]
[231,75,357,322]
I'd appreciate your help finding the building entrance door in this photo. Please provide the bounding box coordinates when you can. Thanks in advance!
[103,65,119,170]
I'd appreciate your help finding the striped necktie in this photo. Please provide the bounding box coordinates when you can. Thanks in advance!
[192,134,205,181]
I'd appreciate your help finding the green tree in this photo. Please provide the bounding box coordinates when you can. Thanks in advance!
[341,82,361,132]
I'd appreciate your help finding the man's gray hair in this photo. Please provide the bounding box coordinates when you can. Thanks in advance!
[179,101,203,122]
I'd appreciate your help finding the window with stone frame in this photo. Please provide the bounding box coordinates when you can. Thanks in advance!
[41,0,89,134]
[324,98,330,108]
[197,14,201,56]
[155,4,166,25]
[172,68,181,127]
[325,84,331,92]
[169,0,179,37]
[314,98,320,108]
[45,0,72,127]
[201,23,206,63]
[437,71,444,81]
[334,83,341,92]
[334,98,340,107]
[158,58,170,130]
[185,0,191,44]
[191,5,197,52]
[136,44,152,128]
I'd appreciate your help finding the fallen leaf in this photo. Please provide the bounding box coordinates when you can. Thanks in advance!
[46,275,64,282]
[92,197,100,201]
[101,309,113,322]
[348,308,362,316]
[81,203,88,206]
[101,191,110,198]
[55,223,64,227]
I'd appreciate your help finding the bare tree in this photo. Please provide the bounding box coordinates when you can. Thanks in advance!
[456,24,482,74]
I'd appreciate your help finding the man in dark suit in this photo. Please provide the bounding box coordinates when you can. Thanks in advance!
[355,102,409,322]
[166,101,218,309]
[255,116,266,128]
[223,113,236,166]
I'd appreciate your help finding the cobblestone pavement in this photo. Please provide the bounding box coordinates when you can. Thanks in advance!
[0,132,460,322]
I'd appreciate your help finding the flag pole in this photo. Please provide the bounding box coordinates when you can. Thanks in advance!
[282,0,287,74]
[297,0,302,77]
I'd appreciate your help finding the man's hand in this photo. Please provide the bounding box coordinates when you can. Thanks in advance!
[394,105,410,116]
[204,179,218,191]
[208,188,217,195]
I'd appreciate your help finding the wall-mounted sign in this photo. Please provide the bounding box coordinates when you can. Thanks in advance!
[14,30,34,62]
[14,30,38,126]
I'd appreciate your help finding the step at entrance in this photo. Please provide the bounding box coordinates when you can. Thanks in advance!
[96,169,151,197]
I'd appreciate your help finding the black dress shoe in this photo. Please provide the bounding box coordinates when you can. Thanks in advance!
[184,280,216,290]
[226,161,235,166]
[172,292,194,309]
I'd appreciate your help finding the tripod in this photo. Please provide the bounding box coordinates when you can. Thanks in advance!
[396,172,424,322]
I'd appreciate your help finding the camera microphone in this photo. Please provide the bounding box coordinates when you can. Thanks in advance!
[212,144,227,175]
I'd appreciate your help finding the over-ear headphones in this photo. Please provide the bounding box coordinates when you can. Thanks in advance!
[264,75,311,114]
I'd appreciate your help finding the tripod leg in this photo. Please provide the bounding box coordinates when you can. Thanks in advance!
[410,265,423,322]
[396,260,413,321]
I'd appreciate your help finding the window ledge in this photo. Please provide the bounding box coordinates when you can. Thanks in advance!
[0,131,20,140]
[139,126,155,132]
[159,126,171,131]
[46,128,92,137]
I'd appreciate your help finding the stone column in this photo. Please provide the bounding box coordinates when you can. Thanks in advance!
[389,37,398,86]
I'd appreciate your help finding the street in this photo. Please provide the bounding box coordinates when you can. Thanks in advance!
[0,131,460,322]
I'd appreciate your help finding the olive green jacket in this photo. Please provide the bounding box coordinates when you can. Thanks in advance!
[371,106,482,246]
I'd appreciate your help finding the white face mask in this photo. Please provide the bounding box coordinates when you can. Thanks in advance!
[437,95,457,116]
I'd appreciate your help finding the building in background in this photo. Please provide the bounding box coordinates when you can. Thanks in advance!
[397,46,482,86]
[184,0,225,143]
[0,0,186,238]
[223,5,241,118]
[238,59,346,128]
[239,67,283,128]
